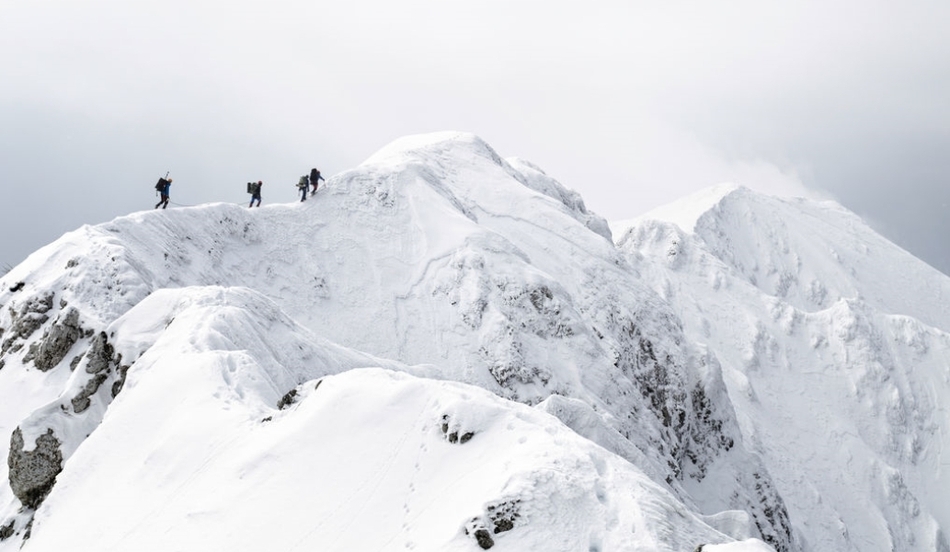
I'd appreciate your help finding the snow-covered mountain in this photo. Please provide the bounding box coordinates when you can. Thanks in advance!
[0,132,945,551]
[620,185,950,552]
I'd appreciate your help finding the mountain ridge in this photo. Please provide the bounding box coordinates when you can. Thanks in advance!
[1,132,946,551]
[620,184,950,551]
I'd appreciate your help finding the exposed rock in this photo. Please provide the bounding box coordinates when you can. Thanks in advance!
[684,383,735,481]
[484,338,548,389]
[85,331,115,375]
[511,283,573,339]
[8,428,64,509]
[71,332,116,413]
[277,388,298,410]
[24,308,84,372]
[487,499,520,534]
[111,362,131,398]
[464,519,495,550]
[464,499,521,549]
[9,282,24,292]
[72,373,110,414]
[473,528,494,549]
[0,519,13,541]
[749,471,794,552]
[440,414,475,444]
[1,293,54,355]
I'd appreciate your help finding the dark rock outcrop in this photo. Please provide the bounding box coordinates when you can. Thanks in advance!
[749,471,794,552]
[1,293,54,355]
[24,308,84,372]
[472,527,493,549]
[0,519,13,541]
[464,519,495,550]
[71,332,115,413]
[440,415,475,444]
[84,331,114,375]
[8,428,64,509]
[486,499,520,534]
[111,360,131,398]
[464,499,521,549]
[277,388,299,410]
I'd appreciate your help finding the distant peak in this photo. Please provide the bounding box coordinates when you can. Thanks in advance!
[361,131,498,167]
[614,183,745,236]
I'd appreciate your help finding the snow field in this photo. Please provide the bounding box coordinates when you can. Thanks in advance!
[13,131,941,551]
[23,355,734,551]
[620,186,950,551]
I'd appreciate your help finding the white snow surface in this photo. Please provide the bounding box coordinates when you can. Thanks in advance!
[619,185,950,552]
[1,131,947,551]
[613,182,742,240]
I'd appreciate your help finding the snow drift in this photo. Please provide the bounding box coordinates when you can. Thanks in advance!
[0,131,947,551]
[620,185,950,552]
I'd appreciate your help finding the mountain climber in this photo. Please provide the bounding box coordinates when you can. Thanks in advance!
[310,168,324,194]
[248,181,263,208]
[298,175,309,202]
[155,177,172,209]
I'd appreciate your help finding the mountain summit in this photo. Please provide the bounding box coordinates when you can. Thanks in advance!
[0,132,946,552]
[621,184,950,552]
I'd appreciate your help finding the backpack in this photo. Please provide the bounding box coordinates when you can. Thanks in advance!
[246,182,254,194]
[155,178,169,192]
[298,175,309,188]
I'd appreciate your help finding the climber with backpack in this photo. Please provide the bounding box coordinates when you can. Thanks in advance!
[310,168,324,194]
[297,174,310,202]
[154,175,172,209]
[248,181,263,208]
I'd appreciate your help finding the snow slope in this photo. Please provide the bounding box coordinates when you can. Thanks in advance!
[619,185,950,552]
[1,285,732,551]
[5,132,940,551]
[0,132,787,551]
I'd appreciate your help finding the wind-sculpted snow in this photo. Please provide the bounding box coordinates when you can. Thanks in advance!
[0,132,821,551]
[0,286,756,551]
[18,363,743,551]
[339,133,792,548]
[622,188,950,552]
[0,286,420,541]
[627,185,950,326]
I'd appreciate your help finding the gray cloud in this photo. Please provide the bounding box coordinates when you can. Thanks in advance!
[1,0,947,275]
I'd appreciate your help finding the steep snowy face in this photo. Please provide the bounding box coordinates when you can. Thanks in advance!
[0,133,789,551]
[318,133,797,549]
[619,186,950,552]
[0,287,762,552]
[0,286,416,541]
[628,186,950,325]
[17,358,738,552]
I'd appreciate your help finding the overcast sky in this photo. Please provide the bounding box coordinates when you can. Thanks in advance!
[2,0,948,275]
